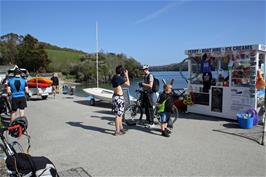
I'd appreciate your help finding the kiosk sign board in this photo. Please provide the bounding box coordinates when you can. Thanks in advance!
[185,44,260,57]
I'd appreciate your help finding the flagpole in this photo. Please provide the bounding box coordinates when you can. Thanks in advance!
[96,21,99,88]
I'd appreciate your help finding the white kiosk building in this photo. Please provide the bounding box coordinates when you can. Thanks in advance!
[185,44,266,120]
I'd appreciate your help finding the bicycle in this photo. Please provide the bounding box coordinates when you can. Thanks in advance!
[0,91,12,117]
[0,122,29,156]
[0,116,59,177]
[123,89,144,125]
[123,89,180,129]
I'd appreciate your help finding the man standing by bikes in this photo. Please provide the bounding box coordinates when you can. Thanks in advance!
[7,68,29,121]
[139,65,156,128]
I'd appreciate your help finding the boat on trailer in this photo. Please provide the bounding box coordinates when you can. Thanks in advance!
[83,87,135,106]
[83,88,113,103]
[83,22,135,106]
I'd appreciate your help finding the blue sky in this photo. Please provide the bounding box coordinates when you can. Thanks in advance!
[1,0,265,65]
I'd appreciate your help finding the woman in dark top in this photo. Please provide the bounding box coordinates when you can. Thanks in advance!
[111,65,130,136]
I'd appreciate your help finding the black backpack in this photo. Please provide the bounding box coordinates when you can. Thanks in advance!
[148,74,159,92]
[6,153,59,177]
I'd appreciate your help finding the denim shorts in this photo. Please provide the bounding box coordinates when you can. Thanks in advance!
[159,112,170,123]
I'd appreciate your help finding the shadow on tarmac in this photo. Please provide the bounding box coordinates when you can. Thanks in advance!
[222,122,239,129]
[88,115,161,136]
[180,113,237,122]
[90,115,113,122]
[124,123,161,136]
[28,98,46,101]
[73,100,90,106]
[66,121,113,135]
[93,110,113,115]
[213,123,264,145]
[74,100,112,109]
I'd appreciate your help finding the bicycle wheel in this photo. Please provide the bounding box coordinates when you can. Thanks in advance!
[1,113,11,127]
[11,141,24,153]
[123,104,143,125]
[168,105,179,128]
[0,143,8,156]
[153,107,160,124]
[5,100,12,116]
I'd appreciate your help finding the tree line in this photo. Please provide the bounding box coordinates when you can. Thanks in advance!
[0,33,50,72]
[0,33,142,82]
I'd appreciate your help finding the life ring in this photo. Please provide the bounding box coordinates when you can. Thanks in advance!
[183,94,193,105]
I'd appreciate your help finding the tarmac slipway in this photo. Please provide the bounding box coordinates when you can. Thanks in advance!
[1,94,265,177]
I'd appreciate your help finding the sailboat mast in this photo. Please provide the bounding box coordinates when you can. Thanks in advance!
[96,21,99,88]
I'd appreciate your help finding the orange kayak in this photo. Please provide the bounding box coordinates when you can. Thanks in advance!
[27,77,53,85]
[28,82,51,88]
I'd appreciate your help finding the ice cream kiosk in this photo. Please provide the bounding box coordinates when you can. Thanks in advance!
[184,44,266,120]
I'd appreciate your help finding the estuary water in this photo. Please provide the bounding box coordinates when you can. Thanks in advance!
[75,71,188,97]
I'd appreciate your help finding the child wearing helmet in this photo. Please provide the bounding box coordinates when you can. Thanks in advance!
[157,84,173,137]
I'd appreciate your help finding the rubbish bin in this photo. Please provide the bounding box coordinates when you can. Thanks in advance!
[246,108,258,125]
[237,113,254,129]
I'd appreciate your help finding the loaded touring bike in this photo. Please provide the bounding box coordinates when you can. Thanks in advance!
[0,91,12,117]
[123,88,182,129]
[0,116,59,177]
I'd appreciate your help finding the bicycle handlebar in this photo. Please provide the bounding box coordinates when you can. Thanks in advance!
[0,127,8,136]
[135,89,143,93]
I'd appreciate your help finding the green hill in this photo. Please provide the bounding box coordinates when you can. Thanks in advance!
[150,62,188,71]
[45,49,85,64]
[0,33,142,82]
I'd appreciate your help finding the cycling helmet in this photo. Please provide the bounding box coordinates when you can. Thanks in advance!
[13,68,22,76]
[9,116,28,138]
[142,64,149,70]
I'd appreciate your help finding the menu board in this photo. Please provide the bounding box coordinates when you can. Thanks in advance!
[230,88,253,112]
[193,93,209,105]
[211,87,223,112]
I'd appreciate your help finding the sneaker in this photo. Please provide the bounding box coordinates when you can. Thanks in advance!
[162,130,170,137]
[120,129,127,134]
[113,131,124,136]
[146,123,156,129]
[167,124,173,129]
[165,128,172,134]
[139,120,148,125]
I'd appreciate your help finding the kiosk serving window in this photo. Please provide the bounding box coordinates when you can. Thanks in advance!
[230,54,255,87]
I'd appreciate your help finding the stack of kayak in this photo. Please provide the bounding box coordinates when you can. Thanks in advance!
[27,78,53,88]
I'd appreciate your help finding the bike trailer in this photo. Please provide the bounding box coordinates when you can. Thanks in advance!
[6,153,59,177]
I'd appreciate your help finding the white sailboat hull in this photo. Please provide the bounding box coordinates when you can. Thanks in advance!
[83,88,113,102]
[83,87,136,103]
